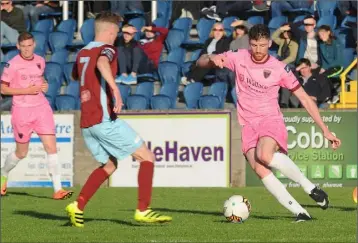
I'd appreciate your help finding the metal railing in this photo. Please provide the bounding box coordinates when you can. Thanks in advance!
[339,58,357,108]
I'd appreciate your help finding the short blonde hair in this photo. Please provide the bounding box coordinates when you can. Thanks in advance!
[209,23,226,38]
[95,11,122,32]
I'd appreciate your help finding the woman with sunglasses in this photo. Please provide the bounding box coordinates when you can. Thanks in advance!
[181,23,232,85]
[229,19,252,51]
[272,24,298,66]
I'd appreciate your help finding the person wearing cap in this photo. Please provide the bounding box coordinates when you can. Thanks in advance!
[229,19,252,51]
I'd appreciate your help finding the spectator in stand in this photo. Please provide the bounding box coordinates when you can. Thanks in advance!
[271,24,298,66]
[1,0,26,59]
[337,1,357,17]
[181,23,232,85]
[22,1,59,29]
[290,16,321,72]
[271,0,313,17]
[201,1,269,22]
[110,1,143,16]
[281,58,331,108]
[229,19,252,51]
[317,25,344,75]
[118,24,168,85]
[116,24,141,85]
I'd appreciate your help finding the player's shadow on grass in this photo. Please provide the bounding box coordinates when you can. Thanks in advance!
[301,204,356,212]
[153,208,293,220]
[6,191,51,200]
[13,210,150,227]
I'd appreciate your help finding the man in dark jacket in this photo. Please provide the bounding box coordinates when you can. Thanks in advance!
[1,0,26,44]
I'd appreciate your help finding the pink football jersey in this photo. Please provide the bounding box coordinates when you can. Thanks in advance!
[218,49,301,125]
[1,54,47,108]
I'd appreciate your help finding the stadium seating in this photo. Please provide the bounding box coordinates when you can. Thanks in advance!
[128,17,146,40]
[172,17,192,42]
[33,19,54,40]
[117,83,131,109]
[199,95,221,109]
[166,48,186,66]
[268,16,288,34]
[342,48,355,68]
[183,82,203,109]
[206,82,228,109]
[135,81,154,101]
[65,81,80,99]
[152,82,178,109]
[316,16,337,30]
[55,94,77,111]
[340,16,357,29]
[46,82,61,99]
[49,31,69,52]
[56,19,77,45]
[126,95,148,109]
[0,62,6,74]
[222,16,237,36]
[316,0,337,17]
[63,62,75,83]
[158,61,180,84]
[165,29,185,52]
[151,95,172,109]
[231,87,237,106]
[247,16,264,25]
[45,62,63,86]
[31,31,47,57]
[3,49,19,62]
[70,18,95,48]
[45,94,56,110]
[50,50,69,66]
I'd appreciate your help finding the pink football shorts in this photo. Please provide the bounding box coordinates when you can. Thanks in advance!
[11,103,55,143]
[241,118,288,154]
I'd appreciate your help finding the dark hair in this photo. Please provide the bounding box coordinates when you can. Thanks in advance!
[18,32,34,43]
[248,24,270,41]
[95,11,123,25]
[297,58,311,67]
[317,25,335,43]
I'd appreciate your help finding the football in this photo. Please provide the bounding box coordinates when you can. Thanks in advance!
[223,195,251,223]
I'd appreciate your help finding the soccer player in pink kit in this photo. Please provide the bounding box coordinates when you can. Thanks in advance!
[197,24,341,222]
[0,32,73,200]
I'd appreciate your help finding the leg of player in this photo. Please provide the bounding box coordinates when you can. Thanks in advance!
[66,156,117,228]
[1,142,29,196]
[246,149,311,222]
[256,137,329,210]
[39,134,73,200]
[132,144,172,223]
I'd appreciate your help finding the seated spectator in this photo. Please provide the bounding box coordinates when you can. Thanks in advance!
[280,58,332,108]
[229,19,252,51]
[118,24,168,85]
[337,0,357,17]
[116,25,141,84]
[290,15,321,72]
[22,1,59,29]
[110,1,143,16]
[317,25,344,75]
[181,23,233,86]
[271,24,298,65]
[1,0,26,44]
[271,0,313,17]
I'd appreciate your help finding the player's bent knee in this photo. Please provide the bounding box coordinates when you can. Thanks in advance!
[15,150,28,160]
[132,144,155,162]
[255,150,273,165]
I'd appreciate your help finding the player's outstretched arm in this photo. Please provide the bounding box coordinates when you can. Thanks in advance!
[96,56,123,113]
[1,83,42,95]
[293,87,341,150]
[196,54,225,69]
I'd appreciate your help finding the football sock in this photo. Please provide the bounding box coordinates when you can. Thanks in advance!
[1,152,21,177]
[269,152,316,194]
[77,167,109,211]
[262,173,307,215]
[47,153,62,193]
[137,161,154,211]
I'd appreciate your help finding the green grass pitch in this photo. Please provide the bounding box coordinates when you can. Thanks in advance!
[1,187,356,242]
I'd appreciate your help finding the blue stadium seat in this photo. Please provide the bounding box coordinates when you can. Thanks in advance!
[247,16,264,25]
[317,0,337,17]
[184,82,203,109]
[135,82,154,100]
[343,48,355,68]
[50,50,69,66]
[197,18,215,43]
[191,49,202,61]
[124,9,145,19]
[128,17,146,40]
[55,94,77,111]
[165,29,185,52]
[293,15,306,31]
[167,48,186,65]
[26,19,31,32]
[208,82,228,108]
[157,0,172,27]
[268,16,288,34]
[33,19,54,40]
[172,17,192,41]
[341,16,357,29]
[151,95,172,110]
[156,82,178,108]
[223,16,237,34]
[45,94,55,110]
[231,87,237,106]
[46,82,61,99]
[3,49,19,62]
[70,18,95,47]
[0,62,6,74]
[44,62,63,86]
[64,62,76,83]
[158,61,180,84]
[57,19,77,45]
[126,95,148,109]
[316,16,337,30]
[153,17,167,28]
[31,31,47,57]
[199,95,221,109]
[65,81,80,98]
[49,31,69,52]
[117,84,131,109]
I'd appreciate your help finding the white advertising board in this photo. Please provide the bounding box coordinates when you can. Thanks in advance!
[110,112,231,187]
[1,114,74,187]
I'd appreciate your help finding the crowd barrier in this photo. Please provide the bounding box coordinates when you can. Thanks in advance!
[1,109,356,188]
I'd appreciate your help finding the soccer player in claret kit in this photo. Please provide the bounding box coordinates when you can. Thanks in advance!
[197,24,341,222]
[65,12,172,227]
[0,32,73,200]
